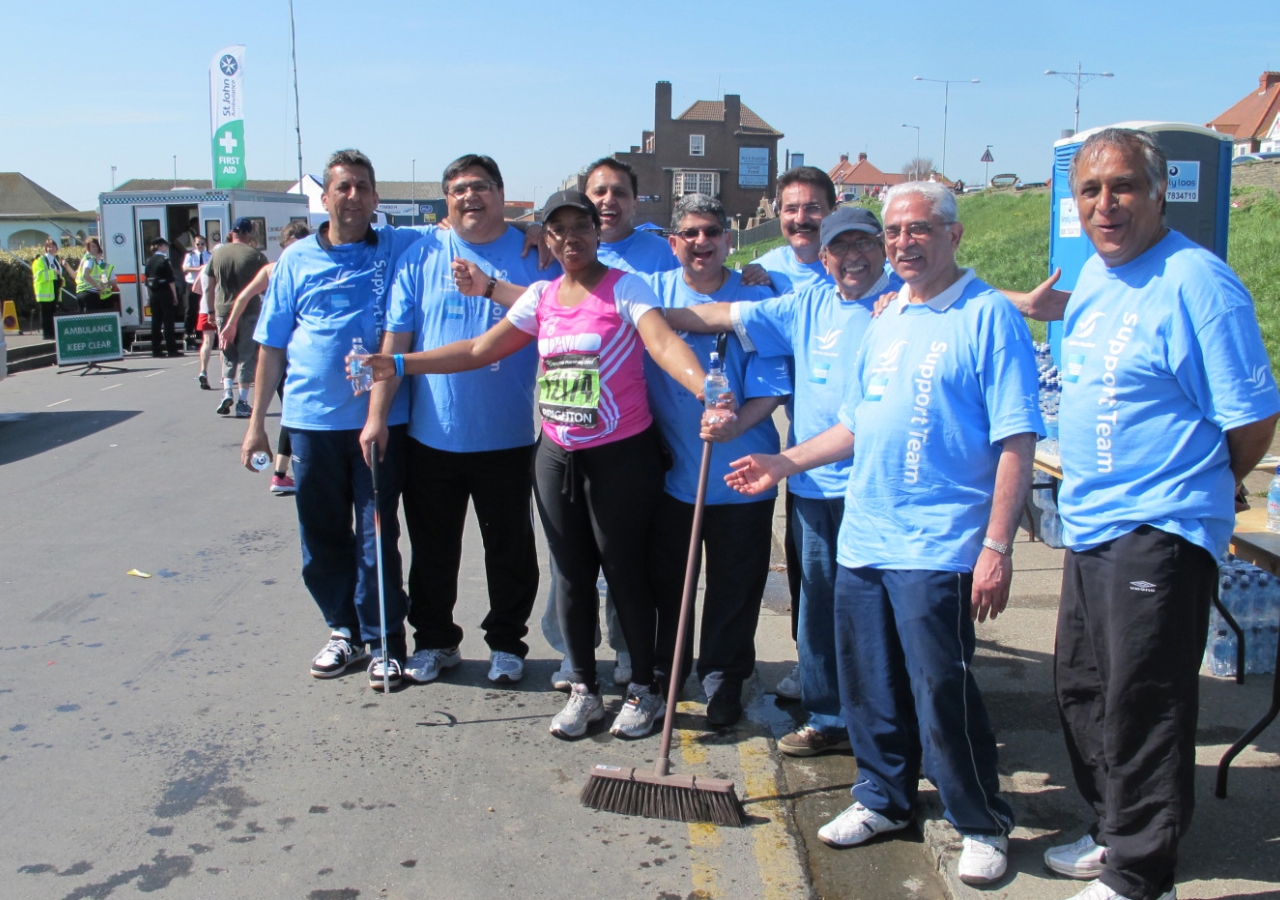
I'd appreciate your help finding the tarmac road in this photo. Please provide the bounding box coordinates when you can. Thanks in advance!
[0,354,950,900]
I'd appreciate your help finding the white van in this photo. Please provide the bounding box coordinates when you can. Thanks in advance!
[98,188,310,343]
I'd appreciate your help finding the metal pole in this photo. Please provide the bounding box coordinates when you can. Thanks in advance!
[901,125,920,181]
[289,0,304,191]
[942,82,949,178]
[1074,62,1082,135]
[110,166,117,190]
[173,155,177,188]
[411,159,416,223]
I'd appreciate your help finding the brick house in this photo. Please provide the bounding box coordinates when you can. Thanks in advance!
[568,81,784,228]
[828,153,907,199]
[1207,71,1280,156]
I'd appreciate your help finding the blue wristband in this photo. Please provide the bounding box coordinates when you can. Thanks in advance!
[393,354,405,378]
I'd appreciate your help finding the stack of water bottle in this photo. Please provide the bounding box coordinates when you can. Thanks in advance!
[1028,342,1064,547]
[1206,554,1280,676]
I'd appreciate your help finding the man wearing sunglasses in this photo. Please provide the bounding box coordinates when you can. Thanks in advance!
[662,205,899,751]
[377,154,558,689]
[642,193,790,727]
[724,180,1041,885]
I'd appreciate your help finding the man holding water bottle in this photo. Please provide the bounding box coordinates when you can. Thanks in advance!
[241,149,434,691]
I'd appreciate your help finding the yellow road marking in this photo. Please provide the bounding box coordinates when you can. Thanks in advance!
[678,701,720,899]
[738,736,807,900]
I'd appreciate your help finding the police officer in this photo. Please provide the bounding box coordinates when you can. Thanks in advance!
[144,236,182,357]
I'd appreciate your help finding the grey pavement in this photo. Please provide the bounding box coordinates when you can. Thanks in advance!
[2,360,1276,900]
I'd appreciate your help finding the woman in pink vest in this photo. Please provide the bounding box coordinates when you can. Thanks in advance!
[365,191,708,741]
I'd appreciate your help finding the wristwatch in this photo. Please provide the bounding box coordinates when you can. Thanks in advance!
[982,537,1013,557]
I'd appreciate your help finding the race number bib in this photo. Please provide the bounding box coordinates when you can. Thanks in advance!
[539,354,601,427]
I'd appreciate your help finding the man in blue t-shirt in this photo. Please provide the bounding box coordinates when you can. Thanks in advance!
[664,206,901,754]
[373,154,552,690]
[725,181,1042,886]
[1017,129,1280,900]
[584,158,680,275]
[243,149,431,691]
[745,166,837,295]
[642,194,789,727]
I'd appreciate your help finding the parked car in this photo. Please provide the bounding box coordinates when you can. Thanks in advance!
[1234,152,1280,165]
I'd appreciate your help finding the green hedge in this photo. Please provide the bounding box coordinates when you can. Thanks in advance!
[0,248,85,326]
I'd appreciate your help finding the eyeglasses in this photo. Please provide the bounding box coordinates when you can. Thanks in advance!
[446,179,498,198]
[672,225,725,241]
[882,220,954,241]
[545,220,596,239]
[825,235,880,255]
[781,203,826,217]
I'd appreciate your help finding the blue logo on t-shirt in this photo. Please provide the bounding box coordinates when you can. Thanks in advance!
[810,362,831,384]
[1064,353,1085,383]
[866,376,890,400]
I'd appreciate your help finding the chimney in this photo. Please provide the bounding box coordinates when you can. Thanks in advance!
[840,153,849,162]
[724,94,742,129]
[858,152,868,162]
[630,146,640,154]
[656,81,672,122]
[1262,72,1280,92]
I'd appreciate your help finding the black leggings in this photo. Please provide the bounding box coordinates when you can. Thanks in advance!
[275,371,291,459]
[534,427,666,689]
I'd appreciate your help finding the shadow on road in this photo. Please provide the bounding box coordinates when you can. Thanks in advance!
[0,409,141,466]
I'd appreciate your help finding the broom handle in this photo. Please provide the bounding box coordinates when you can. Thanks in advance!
[371,441,390,695]
[656,437,713,776]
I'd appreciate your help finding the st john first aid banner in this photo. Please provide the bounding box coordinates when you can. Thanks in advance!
[210,46,247,190]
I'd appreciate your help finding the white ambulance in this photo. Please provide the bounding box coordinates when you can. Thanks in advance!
[97,188,309,344]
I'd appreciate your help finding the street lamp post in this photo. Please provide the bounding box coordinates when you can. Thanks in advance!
[913,76,979,180]
[901,124,921,181]
[411,158,416,224]
[1045,63,1114,135]
[982,145,994,188]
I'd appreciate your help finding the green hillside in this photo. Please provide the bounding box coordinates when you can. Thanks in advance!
[730,188,1280,363]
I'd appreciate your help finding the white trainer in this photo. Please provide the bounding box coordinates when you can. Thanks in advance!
[550,684,605,739]
[817,802,909,847]
[609,685,665,738]
[402,646,461,684]
[488,651,524,684]
[775,663,801,700]
[612,651,633,686]
[1045,833,1108,879]
[958,834,1009,885]
[550,657,574,691]
[1064,881,1176,900]
[310,631,369,678]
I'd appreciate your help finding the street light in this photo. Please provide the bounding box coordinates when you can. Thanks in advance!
[913,76,979,180]
[901,124,921,181]
[1045,63,1114,135]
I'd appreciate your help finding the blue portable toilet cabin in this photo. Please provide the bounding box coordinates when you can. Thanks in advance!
[1047,122,1233,360]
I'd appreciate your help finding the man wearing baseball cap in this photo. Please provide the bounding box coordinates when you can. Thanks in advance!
[664,204,901,751]
[207,217,268,416]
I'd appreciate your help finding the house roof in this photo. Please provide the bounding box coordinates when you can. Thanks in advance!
[828,155,906,187]
[1207,72,1280,143]
[0,173,79,215]
[676,100,782,136]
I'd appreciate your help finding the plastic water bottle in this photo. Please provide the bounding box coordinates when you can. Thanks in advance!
[1268,467,1280,533]
[250,451,271,472]
[349,337,373,395]
[703,351,731,425]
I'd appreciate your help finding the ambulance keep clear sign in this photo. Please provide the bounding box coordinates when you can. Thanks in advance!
[1166,161,1200,203]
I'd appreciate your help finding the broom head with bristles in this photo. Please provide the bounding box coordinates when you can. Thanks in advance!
[580,764,746,827]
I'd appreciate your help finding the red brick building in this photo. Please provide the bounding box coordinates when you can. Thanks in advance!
[1207,72,1280,156]
[828,153,907,199]
[568,82,784,228]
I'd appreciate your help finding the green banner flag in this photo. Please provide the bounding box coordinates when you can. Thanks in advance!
[210,46,247,190]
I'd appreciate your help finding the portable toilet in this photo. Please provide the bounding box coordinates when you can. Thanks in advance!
[1047,122,1233,360]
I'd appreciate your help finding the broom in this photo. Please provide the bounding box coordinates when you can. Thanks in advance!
[370,441,391,695]
[581,355,746,827]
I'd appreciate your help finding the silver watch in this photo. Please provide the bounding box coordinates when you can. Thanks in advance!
[982,537,1013,557]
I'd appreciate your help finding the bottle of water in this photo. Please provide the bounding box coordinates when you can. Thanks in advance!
[349,337,373,395]
[250,450,271,472]
[1268,467,1280,533]
[703,351,731,425]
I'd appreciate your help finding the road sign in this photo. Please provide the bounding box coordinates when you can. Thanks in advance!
[3,300,18,333]
[980,148,994,163]
[55,313,124,366]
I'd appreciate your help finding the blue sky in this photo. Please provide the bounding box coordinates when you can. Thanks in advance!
[5,1,1277,212]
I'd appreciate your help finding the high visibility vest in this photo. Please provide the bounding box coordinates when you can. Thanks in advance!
[33,254,60,303]
[100,263,116,301]
[76,257,110,294]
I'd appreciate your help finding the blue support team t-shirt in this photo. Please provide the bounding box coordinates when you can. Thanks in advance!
[734,270,902,499]
[1057,229,1280,559]
[597,229,679,276]
[386,226,560,453]
[643,269,790,506]
[752,244,834,295]
[836,271,1043,572]
[255,224,432,431]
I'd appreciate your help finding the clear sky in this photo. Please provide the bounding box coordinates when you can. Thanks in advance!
[5,0,1277,212]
